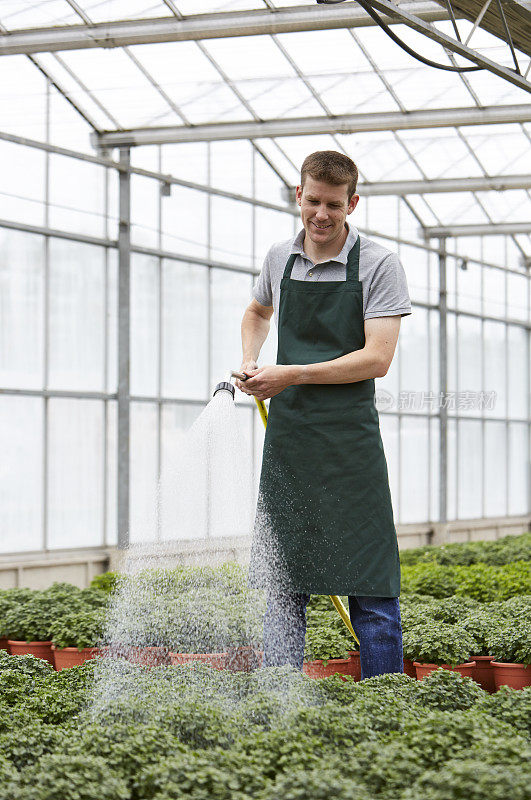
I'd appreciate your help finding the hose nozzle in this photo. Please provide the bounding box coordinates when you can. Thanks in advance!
[213,380,235,399]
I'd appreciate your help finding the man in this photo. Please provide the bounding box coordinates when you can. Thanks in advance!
[236,151,411,679]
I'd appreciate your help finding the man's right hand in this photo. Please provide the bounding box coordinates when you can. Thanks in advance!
[236,361,258,395]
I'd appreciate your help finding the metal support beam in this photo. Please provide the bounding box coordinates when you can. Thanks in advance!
[438,237,448,525]
[0,2,454,55]
[367,0,531,92]
[424,221,531,237]
[117,147,131,550]
[92,104,531,147]
[359,174,531,196]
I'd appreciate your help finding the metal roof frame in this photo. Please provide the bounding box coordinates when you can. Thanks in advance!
[92,104,531,146]
[0,2,457,55]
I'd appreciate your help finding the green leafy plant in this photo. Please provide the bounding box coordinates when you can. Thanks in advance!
[486,620,531,665]
[400,532,531,567]
[8,754,130,800]
[304,611,352,662]
[90,571,120,594]
[50,609,105,651]
[136,749,266,800]
[402,621,474,665]
[3,594,60,642]
[475,685,531,736]
[413,666,485,710]
[401,563,458,598]
[0,589,35,639]
[401,759,531,800]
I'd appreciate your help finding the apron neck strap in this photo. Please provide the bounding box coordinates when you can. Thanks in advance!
[345,235,360,283]
[283,236,360,282]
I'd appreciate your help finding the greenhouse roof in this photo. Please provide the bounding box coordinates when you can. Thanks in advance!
[0,0,530,255]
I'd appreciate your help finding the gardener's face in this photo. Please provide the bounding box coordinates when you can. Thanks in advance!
[296,176,358,248]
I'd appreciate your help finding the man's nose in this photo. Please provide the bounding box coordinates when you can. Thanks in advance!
[315,206,328,220]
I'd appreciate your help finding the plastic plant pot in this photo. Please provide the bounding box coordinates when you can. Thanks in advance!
[8,640,54,665]
[347,650,362,681]
[225,646,263,672]
[52,646,100,671]
[403,658,417,679]
[414,661,476,680]
[99,645,170,667]
[472,655,496,693]
[169,652,227,670]
[492,662,531,690]
[303,658,352,679]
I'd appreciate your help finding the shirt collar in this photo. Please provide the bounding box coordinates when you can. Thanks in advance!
[290,221,359,265]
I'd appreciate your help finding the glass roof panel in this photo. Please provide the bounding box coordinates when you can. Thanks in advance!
[395,129,485,179]
[474,190,531,223]
[233,77,325,119]
[171,0,265,12]
[254,138,300,184]
[276,29,373,75]
[35,52,118,129]
[458,125,531,175]
[127,41,256,124]
[307,73,401,115]
[338,132,425,182]
[73,1,172,23]
[200,35,298,81]
[267,133,340,172]
[54,48,188,128]
[0,1,78,30]
[424,192,490,225]
[180,83,254,123]
[0,54,48,140]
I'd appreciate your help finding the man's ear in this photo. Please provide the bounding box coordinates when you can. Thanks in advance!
[295,185,302,206]
[347,194,360,215]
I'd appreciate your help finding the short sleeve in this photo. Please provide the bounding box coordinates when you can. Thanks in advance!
[252,248,274,307]
[364,253,412,319]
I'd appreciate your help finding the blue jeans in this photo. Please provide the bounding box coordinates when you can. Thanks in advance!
[263,592,403,680]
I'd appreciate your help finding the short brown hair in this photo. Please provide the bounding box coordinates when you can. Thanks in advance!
[301,151,358,200]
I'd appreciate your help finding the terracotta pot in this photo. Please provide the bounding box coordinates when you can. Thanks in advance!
[8,640,54,665]
[169,652,227,670]
[225,646,263,672]
[52,646,100,671]
[472,655,496,693]
[414,661,476,680]
[303,658,352,679]
[0,638,9,652]
[403,658,417,679]
[347,651,362,681]
[492,661,531,690]
[99,645,170,667]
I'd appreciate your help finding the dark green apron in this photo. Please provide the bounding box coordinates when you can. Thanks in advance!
[249,236,400,597]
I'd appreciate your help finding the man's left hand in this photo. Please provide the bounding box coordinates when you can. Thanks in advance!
[238,365,295,401]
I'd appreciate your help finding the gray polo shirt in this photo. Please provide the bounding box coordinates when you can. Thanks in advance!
[253,223,412,328]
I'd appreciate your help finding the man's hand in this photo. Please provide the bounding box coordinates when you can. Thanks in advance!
[237,365,295,401]
[235,360,258,393]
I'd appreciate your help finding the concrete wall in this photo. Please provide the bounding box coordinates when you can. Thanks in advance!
[0,515,529,589]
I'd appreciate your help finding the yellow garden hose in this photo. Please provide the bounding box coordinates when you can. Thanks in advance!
[254,396,360,647]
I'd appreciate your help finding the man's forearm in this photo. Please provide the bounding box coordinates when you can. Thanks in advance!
[290,348,385,385]
[241,308,271,362]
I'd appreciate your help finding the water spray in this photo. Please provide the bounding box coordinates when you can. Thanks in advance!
[218,370,360,647]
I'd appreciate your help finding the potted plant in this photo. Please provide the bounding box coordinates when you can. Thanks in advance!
[0,589,35,651]
[168,593,230,670]
[5,594,58,664]
[486,621,531,690]
[402,621,476,679]
[460,611,500,692]
[50,609,105,670]
[303,614,354,679]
